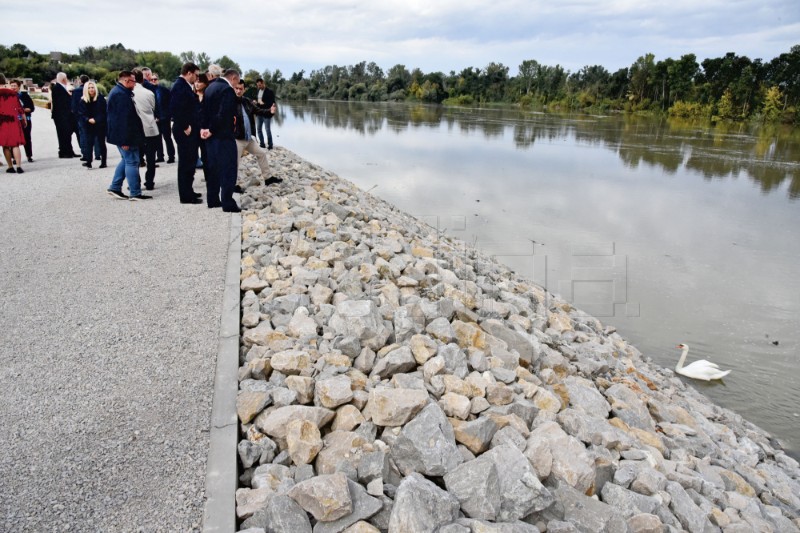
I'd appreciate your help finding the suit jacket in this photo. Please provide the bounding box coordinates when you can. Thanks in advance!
[201,77,237,140]
[51,82,72,122]
[71,85,84,114]
[169,76,199,134]
[76,94,107,132]
[18,91,35,120]
[106,82,145,146]
[255,86,275,108]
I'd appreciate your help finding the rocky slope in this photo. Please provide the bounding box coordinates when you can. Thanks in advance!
[233,149,800,533]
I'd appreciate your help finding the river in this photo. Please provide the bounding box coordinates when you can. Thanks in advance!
[272,100,800,458]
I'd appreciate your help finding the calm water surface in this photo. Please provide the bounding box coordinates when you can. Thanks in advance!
[274,101,800,458]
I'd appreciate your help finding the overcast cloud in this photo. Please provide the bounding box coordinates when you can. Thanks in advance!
[2,0,798,77]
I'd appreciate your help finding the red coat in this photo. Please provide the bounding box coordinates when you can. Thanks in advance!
[0,87,25,147]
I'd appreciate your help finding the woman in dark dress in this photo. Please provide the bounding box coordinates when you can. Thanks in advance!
[76,81,107,168]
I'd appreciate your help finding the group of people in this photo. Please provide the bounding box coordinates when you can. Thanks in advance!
[2,64,281,210]
[0,74,34,174]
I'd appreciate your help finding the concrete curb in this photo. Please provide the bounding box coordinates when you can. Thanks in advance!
[203,213,242,533]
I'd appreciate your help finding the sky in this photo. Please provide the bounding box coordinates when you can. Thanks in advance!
[2,0,798,78]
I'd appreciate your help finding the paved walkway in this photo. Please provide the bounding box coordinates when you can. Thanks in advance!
[0,115,232,531]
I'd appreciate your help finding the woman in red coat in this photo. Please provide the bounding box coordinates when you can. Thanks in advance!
[0,73,27,173]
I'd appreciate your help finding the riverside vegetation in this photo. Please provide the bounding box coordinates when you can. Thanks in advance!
[232,151,800,532]
[2,42,798,123]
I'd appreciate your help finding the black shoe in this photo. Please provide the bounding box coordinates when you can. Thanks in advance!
[222,205,242,213]
[167,158,175,164]
[155,158,165,163]
[207,202,222,209]
[129,194,153,201]
[59,154,74,159]
[11,158,16,165]
[99,162,107,168]
[82,162,92,168]
[145,184,154,191]
[80,157,88,162]
[6,168,15,173]
[139,161,146,168]
[15,167,24,174]
[264,176,283,186]
[27,158,34,163]
[259,143,266,148]
[268,146,274,150]
[181,198,203,204]
[233,185,244,194]
[193,192,202,198]
[107,189,128,200]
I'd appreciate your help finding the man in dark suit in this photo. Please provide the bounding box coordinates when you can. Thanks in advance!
[51,72,77,158]
[71,74,89,160]
[151,72,175,163]
[169,62,203,205]
[200,69,241,212]
[254,78,276,149]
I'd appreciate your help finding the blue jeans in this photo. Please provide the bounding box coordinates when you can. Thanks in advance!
[255,115,272,148]
[110,146,142,197]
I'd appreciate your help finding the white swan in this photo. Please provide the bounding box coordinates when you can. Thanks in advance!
[675,343,731,381]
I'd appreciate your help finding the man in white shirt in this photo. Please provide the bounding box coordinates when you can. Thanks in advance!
[132,69,160,190]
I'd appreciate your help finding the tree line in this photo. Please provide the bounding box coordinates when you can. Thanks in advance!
[2,42,798,123]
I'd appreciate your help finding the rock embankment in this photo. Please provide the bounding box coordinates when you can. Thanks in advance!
[234,149,800,533]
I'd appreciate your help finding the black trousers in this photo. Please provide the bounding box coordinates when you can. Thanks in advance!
[54,117,75,156]
[141,136,159,187]
[173,127,199,202]
[84,126,107,165]
[156,120,175,161]
[22,120,32,159]
[205,137,237,209]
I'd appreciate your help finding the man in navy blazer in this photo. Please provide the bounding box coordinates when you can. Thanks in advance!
[169,62,203,204]
[200,69,241,212]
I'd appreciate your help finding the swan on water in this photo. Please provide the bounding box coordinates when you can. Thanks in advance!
[675,343,731,381]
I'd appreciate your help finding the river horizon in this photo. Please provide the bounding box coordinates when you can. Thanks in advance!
[272,100,800,458]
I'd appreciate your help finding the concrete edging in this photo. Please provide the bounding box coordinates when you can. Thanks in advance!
[202,213,242,533]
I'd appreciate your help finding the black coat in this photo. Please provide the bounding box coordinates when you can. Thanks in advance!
[201,78,237,140]
[77,94,107,132]
[169,77,199,133]
[18,91,34,120]
[106,83,144,146]
[50,83,72,122]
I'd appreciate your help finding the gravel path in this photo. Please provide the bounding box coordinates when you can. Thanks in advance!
[0,116,232,531]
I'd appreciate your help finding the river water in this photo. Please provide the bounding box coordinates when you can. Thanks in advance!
[273,100,800,458]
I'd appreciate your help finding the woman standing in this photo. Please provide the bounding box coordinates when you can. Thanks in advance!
[76,81,107,168]
[0,73,27,174]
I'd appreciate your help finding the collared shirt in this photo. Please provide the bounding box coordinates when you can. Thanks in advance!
[242,104,252,139]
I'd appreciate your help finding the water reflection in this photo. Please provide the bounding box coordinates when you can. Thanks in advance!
[278,101,800,199]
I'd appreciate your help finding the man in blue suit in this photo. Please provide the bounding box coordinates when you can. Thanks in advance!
[200,69,241,212]
[169,62,203,205]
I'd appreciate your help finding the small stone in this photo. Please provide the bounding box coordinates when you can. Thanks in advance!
[237,391,271,424]
[286,419,323,465]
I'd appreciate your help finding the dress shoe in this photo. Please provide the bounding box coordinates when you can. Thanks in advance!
[167,158,175,164]
[222,205,242,213]
[99,162,107,168]
[181,198,203,204]
[27,157,34,163]
[155,158,165,163]
[59,154,74,159]
[207,203,222,209]
[233,185,244,194]
[145,184,155,191]
[264,176,283,186]
[82,162,92,168]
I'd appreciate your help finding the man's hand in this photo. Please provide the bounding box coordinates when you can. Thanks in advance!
[184,125,192,136]
[200,128,211,140]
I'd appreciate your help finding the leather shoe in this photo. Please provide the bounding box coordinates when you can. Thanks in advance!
[264,176,283,186]
[181,198,203,204]
[233,185,244,194]
[222,205,242,213]
[193,192,202,198]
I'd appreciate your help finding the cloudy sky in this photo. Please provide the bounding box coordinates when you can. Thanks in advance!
[2,0,798,77]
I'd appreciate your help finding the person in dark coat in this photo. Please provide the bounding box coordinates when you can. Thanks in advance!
[106,71,149,201]
[76,81,107,168]
[9,80,34,162]
[200,69,241,212]
[51,72,77,158]
[71,74,89,160]
[151,73,175,163]
[169,62,203,204]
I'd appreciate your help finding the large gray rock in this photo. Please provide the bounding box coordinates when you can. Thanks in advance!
[527,421,595,494]
[329,300,390,350]
[438,343,469,379]
[480,318,539,364]
[450,416,500,454]
[599,482,662,518]
[481,444,554,521]
[387,473,461,533]
[665,481,717,533]
[255,405,336,444]
[367,388,429,427]
[562,376,611,418]
[557,408,633,450]
[391,403,463,476]
[313,479,383,533]
[605,384,655,432]
[288,472,353,522]
[534,480,628,533]
[261,494,312,532]
[443,456,502,520]
[370,346,417,380]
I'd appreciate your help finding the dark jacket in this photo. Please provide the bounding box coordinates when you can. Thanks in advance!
[234,96,272,140]
[50,82,72,122]
[70,85,84,114]
[169,76,199,133]
[106,82,144,146]
[18,91,34,120]
[154,85,171,121]
[201,78,237,140]
[255,86,275,108]
[77,94,107,132]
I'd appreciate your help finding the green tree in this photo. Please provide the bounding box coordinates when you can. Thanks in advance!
[762,86,783,122]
